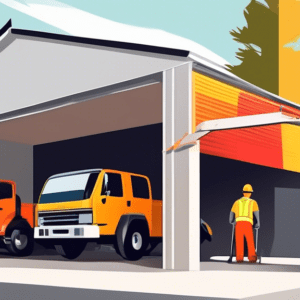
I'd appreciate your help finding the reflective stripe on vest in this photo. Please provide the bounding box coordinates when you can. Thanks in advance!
[236,197,254,225]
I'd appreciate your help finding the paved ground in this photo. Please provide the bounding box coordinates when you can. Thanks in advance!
[0,245,300,299]
[0,282,229,300]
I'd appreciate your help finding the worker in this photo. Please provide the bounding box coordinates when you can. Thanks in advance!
[229,184,260,263]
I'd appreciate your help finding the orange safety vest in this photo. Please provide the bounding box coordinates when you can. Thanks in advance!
[231,197,259,225]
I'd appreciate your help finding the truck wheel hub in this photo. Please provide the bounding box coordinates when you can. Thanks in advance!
[15,233,28,250]
[132,232,142,250]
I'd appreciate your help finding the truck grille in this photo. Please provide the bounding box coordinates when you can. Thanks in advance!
[38,209,92,226]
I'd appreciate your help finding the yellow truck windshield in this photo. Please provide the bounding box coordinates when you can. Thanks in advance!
[39,172,99,204]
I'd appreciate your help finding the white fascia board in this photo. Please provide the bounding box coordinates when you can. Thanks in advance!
[188,52,235,79]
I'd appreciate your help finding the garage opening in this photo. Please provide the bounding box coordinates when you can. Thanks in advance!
[0,79,164,268]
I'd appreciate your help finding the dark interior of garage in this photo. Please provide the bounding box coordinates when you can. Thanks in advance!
[33,123,163,202]
[33,123,300,261]
[201,153,300,261]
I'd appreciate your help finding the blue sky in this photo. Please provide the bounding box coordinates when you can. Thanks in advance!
[0,0,257,65]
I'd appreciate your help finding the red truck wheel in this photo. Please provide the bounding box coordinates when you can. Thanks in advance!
[6,229,34,256]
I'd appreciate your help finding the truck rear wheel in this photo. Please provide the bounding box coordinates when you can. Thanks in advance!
[117,221,149,261]
[54,241,87,259]
[6,229,34,256]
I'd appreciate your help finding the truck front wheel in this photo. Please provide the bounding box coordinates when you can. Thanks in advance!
[6,229,34,256]
[54,241,86,259]
[117,221,149,261]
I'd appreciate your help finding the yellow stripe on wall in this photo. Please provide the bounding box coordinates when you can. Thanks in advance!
[282,124,300,172]
[193,72,240,106]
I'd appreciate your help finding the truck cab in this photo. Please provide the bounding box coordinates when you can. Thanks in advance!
[0,179,35,256]
[35,169,162,260]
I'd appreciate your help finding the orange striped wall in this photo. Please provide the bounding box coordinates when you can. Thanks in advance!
[193,71,300,172]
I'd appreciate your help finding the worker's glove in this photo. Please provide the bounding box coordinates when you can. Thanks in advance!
[254,224,260,229]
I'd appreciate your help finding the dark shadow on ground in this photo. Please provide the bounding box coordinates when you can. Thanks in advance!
[0,242,164,272]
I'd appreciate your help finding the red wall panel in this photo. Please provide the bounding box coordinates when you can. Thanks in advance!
[194,72,285,170]
[236,93,283,169]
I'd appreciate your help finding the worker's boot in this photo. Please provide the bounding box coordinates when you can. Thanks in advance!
[249,255,257,263]
[236,256,244,263]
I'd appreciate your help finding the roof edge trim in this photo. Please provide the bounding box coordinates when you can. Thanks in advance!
[0,19,12,38]
[189,51,227,70]
[0,72,162,125]
[11,28,190,57]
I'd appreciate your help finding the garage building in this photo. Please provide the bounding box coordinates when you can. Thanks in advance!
[1,19,300,271]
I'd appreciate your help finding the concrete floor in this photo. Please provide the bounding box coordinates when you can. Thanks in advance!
[0,245,300,299]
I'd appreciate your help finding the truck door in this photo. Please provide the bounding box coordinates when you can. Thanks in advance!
[128,175,152,223]
[0,181,16,231]
[97,171,127,235]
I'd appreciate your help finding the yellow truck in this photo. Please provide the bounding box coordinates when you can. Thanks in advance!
[34,169,162,260]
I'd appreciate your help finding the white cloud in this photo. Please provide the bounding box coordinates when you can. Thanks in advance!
[0,0,229,66]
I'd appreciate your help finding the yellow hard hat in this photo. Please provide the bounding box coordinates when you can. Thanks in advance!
[243,184,253,193]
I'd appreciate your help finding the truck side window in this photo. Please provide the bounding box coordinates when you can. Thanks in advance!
[131,176,149,199]
[101,173,123,197]
[0,182,12,200]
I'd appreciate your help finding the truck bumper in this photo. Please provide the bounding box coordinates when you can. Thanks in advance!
[34,225,100,239]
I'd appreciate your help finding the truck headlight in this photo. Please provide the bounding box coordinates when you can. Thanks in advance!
[79,213,92,224]
[38,217,44,226]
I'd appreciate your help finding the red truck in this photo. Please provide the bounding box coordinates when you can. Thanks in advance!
[0,179,35,256]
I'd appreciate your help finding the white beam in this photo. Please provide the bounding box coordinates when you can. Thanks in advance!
[197,112,300,132]
[168,112,300,151]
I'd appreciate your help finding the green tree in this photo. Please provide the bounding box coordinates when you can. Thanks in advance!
[226,0,279,94]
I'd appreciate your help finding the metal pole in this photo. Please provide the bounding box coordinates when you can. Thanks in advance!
[255,228,261,264]
[255,228,258,253]
[228,224,235,263]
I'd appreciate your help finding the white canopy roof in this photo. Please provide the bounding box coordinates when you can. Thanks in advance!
[0,20,299,145]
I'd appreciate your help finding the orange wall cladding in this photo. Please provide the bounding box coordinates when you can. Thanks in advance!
[193,71,300,172]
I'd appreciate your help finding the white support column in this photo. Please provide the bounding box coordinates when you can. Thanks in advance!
[163,63,200,271]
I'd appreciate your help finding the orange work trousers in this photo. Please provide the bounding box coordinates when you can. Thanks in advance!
[235,221,257,262]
